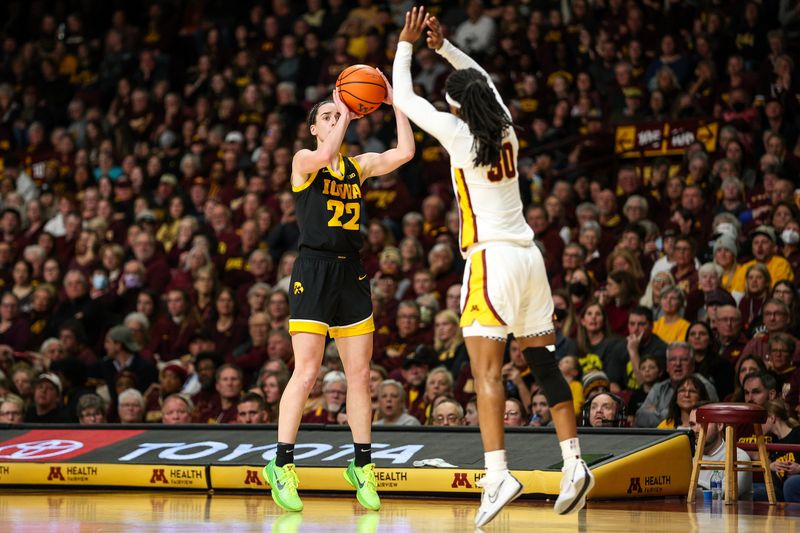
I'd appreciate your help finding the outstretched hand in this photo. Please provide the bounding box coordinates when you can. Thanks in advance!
[426,16,444,50]
[399,6,429,44]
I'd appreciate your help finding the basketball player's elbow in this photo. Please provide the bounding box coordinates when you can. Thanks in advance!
[397,146,415,163]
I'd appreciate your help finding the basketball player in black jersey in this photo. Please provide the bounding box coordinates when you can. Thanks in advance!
[263,75,414,513]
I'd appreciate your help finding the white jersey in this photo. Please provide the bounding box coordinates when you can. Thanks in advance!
[393,40,534,257]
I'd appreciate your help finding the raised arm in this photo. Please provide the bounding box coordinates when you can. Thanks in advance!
[355,70,415,182]
[291,89,356,186]
[392,7,461,146]
[426,16,511,120]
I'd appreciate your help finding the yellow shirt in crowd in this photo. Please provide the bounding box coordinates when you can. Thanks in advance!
[653,316,690,344]
[730,255,794,293]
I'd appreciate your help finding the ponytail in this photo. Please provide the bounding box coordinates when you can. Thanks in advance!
[445,69,513,167]
[766,399,800,428]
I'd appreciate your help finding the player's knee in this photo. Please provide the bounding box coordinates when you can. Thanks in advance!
[472,365,502,384]
[523,346,572,405]
[292,368,320,392]
[344,366,369,387]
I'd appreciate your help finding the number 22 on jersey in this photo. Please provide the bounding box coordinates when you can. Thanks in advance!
[327,199,360,230]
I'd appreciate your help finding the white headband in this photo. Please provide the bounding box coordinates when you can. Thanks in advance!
[445,92,461,109]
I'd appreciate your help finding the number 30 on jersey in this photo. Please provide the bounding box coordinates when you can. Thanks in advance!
[487,141,516,182]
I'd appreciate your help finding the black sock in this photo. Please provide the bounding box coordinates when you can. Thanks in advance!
[354,442,371,467]
[276,442,294,467]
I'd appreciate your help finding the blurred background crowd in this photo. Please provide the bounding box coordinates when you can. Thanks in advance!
[0,1,800,490]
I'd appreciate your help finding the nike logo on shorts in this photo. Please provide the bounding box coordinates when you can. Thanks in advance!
[358,274,367,280]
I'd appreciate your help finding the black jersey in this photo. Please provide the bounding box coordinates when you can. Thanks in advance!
[293,154,365,254]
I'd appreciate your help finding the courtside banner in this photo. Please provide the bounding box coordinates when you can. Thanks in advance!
[0,462,208,489]
[0,426,691,498]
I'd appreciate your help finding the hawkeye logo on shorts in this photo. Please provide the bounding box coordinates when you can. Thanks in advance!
[293,282,304,295]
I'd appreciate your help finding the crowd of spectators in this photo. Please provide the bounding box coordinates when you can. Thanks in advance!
[1,0,800,500]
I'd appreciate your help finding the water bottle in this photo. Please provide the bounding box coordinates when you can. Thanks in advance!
[710,471,723,501]
[529,413,542,426]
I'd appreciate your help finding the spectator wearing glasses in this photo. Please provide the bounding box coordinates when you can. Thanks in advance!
[715,304,748,362]
[503,398,526,427]
[302,371,347,424]
[743,299,800,361]
[0,394,25,423]
[767,333,798,395]
[771,281,800,337]
[635,342,719,427]
[414,366,453,424]
[77,393,107,424]
[431,397,464,427]
[657,375,709,429]
[117,388,145,423]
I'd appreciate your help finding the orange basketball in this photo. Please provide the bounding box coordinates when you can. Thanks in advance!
[336,65,387,116]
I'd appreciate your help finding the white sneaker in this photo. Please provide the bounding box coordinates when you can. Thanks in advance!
[474,471,524,528]
[553,459,595,515]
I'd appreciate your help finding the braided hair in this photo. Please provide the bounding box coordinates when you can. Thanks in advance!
[445,68,513,167]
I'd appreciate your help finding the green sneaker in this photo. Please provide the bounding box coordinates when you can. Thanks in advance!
[263,459,303,512]
[343,461,381,511]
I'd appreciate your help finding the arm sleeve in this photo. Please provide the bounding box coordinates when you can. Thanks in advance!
[392,42,461,146]
[435,39,511,119]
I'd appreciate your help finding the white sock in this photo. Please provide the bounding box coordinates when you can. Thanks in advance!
[560,438,581,465]
[484,449,508,483]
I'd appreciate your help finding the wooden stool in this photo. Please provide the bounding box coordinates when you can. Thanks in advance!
[687,403,776,505]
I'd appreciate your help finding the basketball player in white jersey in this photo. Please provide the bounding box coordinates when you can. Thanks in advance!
[393,8,594,527]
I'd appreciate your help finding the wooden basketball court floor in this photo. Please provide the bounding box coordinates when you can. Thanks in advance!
[0,491,798,532]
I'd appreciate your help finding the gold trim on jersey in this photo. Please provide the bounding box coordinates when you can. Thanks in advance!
[329,314,375,338]
[292,170,320,192]
[453,168,477,252]
[289,318,329,336]
[326,154,347,180]
[460,250,505,327]
[349,156,363,180]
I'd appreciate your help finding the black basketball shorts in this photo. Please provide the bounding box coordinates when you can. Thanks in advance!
[288,249,374,338]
